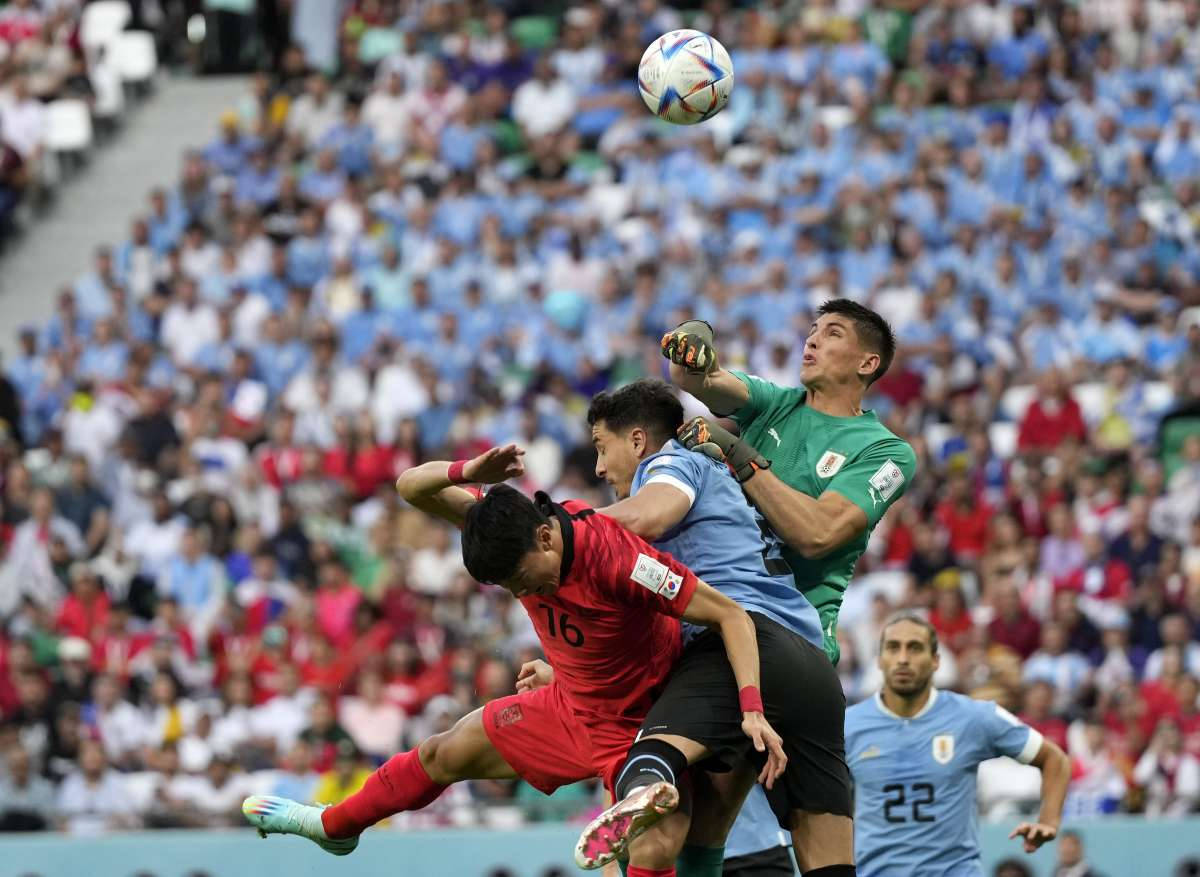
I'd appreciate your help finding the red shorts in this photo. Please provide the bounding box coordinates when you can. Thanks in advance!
[482,682,640,796]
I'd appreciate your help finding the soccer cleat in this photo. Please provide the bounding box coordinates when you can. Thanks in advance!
[241,795,359,856]
[573,780,680,870]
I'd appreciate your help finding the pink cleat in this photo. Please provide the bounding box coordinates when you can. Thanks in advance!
[574,781,680,870]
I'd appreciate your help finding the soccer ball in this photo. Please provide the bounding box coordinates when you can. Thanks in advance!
[637,29,734,125]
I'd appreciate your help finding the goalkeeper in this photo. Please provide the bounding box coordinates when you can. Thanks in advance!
[661,299,916,874]
[661,298,916,666]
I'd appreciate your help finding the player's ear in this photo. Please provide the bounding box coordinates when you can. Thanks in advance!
[858,351,879,381]
[536,522,553,552]
[630,426,647,457]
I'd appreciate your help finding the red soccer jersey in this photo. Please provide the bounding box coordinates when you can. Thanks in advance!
[520,494,698,722]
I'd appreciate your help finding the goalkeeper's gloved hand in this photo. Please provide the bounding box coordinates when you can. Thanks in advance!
[677,416,771,483]
[661,319,719,374]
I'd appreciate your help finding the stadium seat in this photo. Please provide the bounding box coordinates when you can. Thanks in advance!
[817,106,856,130]
[1072,382,1108,424]
[91,54,126,124]
[510,15,558,50]
[1143,381,1175,413]
[924,423,955,460]
[988,422,1018,460]
[999,385,1036,422]
[80,0,131,52]
[44,100,94,155]
[113,30,158,84]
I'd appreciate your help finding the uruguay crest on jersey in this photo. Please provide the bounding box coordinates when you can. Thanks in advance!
[932,734,954,764]
[815,450,846,479]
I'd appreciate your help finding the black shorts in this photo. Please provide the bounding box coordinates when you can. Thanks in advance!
[723,846,795,876]
[639,612,851,826]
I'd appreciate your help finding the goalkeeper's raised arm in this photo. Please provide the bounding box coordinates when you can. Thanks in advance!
[660,319,749,416]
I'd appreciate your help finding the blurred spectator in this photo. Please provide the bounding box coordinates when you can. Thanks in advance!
[1145,616,1200,679]
[989,583,1042,659]
[0,486,82,616]
[56,739,138,835]
[1133,719,1200,816]
[513,54,576,140]
[87,674,143,770]
[1026,623,1093,711]
[0,744,55,831]
[1065,716,1128,818]
[1019,680,1069,752]
[1018,371,1088,453]
[312,738,370,807]
[157,526,226,644]
[169,754,255,828]
[339,668,403,762]
[1052,830,1103,877]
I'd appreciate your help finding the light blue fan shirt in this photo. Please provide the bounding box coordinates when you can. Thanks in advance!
[845,688,1044,877]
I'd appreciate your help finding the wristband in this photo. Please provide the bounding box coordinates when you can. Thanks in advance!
[447,460,469,484]
[738,685,764,714]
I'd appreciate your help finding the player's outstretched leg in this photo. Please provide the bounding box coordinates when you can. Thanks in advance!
[242,796,360,855]
[575,738,691,869]
[243,706,516,854]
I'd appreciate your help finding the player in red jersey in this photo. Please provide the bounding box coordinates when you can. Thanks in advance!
[242,444,785,877]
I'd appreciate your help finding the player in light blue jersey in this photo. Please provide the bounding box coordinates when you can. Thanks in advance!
[846,614,1071,877]
[573,379,850,877]
[624,429,823,648]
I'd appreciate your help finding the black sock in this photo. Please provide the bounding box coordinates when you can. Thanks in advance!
[803,866,856,877]
[614,739,689,800]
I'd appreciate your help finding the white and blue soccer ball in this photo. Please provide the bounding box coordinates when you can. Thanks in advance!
[637,29,734,125]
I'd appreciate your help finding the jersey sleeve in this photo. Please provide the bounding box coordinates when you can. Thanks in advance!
[726,370,788,428]
[588,514,699,618]
[976,700,1043,764]
[637,452,705,510]
[823,438,918,528]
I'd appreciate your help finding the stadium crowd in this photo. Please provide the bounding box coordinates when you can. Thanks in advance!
[2,0,1200,836]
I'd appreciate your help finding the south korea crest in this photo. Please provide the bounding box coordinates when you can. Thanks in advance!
[932,734,955,764]
[815,450,846,479]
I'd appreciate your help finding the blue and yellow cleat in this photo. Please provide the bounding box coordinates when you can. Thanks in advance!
[242,795,360,856]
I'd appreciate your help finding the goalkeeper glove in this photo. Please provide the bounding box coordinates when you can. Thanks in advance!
[661,319,719,374]
[677,416,771,483]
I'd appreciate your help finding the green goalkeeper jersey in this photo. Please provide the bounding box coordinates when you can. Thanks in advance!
[727,370,917,664]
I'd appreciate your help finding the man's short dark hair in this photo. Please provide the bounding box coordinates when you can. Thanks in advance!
[461,485,548,585]
[992,859,1032,877]
[879,611,939,656]
[586,379,684,444]
[816,298,896,386]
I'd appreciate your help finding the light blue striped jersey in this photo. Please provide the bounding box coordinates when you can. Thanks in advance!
[631,440,823,859]
[630,440,823,646]
[845,688,1043,877]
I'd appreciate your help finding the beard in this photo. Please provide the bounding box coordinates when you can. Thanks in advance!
[887,672,932,697]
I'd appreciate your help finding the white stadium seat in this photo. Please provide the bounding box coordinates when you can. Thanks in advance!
[80,0,131,51]
[923,423,954,459]
[1143,380,1175,413]
[999,384,1036,421]
[1071,382,1108,424]
[114,30,158,83]
[988,421,1018,459]
[43,99,94,153]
